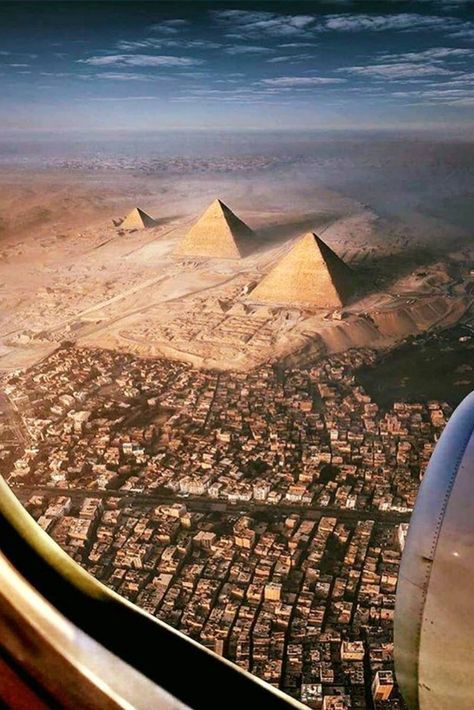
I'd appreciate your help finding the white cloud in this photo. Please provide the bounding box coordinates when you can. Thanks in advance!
[267,56,296,64]
[149,19,189,35]
[449,28,474,39]
[116,40,159,51]
[212,10,316,38]
[441,72,474,85]
[323,13,451,32]
[278,42,315,48]
[341,62,456,78]
[379,47,473,62]
[267,53,313,63]
[95,72,156,81]
[116,38,220,51]
[85,96,159,101]
[40,71,73,77]
[447,97,474,105]
[78,54,204,67]
[224,45,274,55]
[211,8,474,45]
[178,71,211,78]
[262,76,346,86]
[390,85,474,105]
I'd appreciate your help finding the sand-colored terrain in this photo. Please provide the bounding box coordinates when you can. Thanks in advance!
[0,168,472,372]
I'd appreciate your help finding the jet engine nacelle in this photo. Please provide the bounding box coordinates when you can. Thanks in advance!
[395,391,474,709]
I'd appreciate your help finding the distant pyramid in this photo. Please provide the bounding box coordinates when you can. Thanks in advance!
[251,232,354,308]
[176,199,254,259]
[121,207,156,230]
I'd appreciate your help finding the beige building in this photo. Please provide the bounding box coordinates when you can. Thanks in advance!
[372,669,394,701]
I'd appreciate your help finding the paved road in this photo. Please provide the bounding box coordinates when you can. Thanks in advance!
[11,484,411,524]
[0,393,28,446]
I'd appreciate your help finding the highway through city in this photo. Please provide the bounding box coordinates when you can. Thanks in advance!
[0,392,29,446]
[11,484,412,525]
[2,388,411,528]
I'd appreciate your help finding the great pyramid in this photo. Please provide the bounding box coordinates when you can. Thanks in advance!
[251,232,354,308]
[121,207,156,230]
[176,199,254,259]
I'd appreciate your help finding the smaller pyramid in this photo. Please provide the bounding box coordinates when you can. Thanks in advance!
[176,199,254,259]
[251,232,354,308]
[121,207,156,230]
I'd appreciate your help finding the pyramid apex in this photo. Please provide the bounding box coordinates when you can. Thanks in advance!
[301,231,318,243]
[313,232,328,246]
[292,232,323,254]
[209,198,228,211]
[299,232,326,245]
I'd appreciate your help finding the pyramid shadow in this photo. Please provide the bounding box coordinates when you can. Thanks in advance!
[354,247,445,295]
[254,214,338,253]
[154,214,184,228]
[239,235,263,259]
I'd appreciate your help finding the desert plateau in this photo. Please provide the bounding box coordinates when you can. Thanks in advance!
[1,132,472,374]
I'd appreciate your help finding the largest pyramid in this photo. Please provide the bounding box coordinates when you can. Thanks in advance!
[251,232,354,308]
[176,199,254,259]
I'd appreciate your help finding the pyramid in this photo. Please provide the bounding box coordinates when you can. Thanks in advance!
[251,232,354,308]
[176,199,254,259]
[121,207,156,230]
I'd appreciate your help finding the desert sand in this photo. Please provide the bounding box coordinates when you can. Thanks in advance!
[0,159,472,373]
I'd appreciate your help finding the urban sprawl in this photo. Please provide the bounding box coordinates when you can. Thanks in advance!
[1,345,451,709]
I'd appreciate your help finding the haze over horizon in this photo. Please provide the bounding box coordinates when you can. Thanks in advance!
[2,0,474,133]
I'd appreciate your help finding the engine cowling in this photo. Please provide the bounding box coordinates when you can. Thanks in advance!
[395,390,474,709]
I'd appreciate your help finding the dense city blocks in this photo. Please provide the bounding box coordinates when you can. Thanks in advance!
[0,344,455,708]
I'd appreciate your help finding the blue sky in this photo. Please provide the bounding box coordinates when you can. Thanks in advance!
[2,0,474,131]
